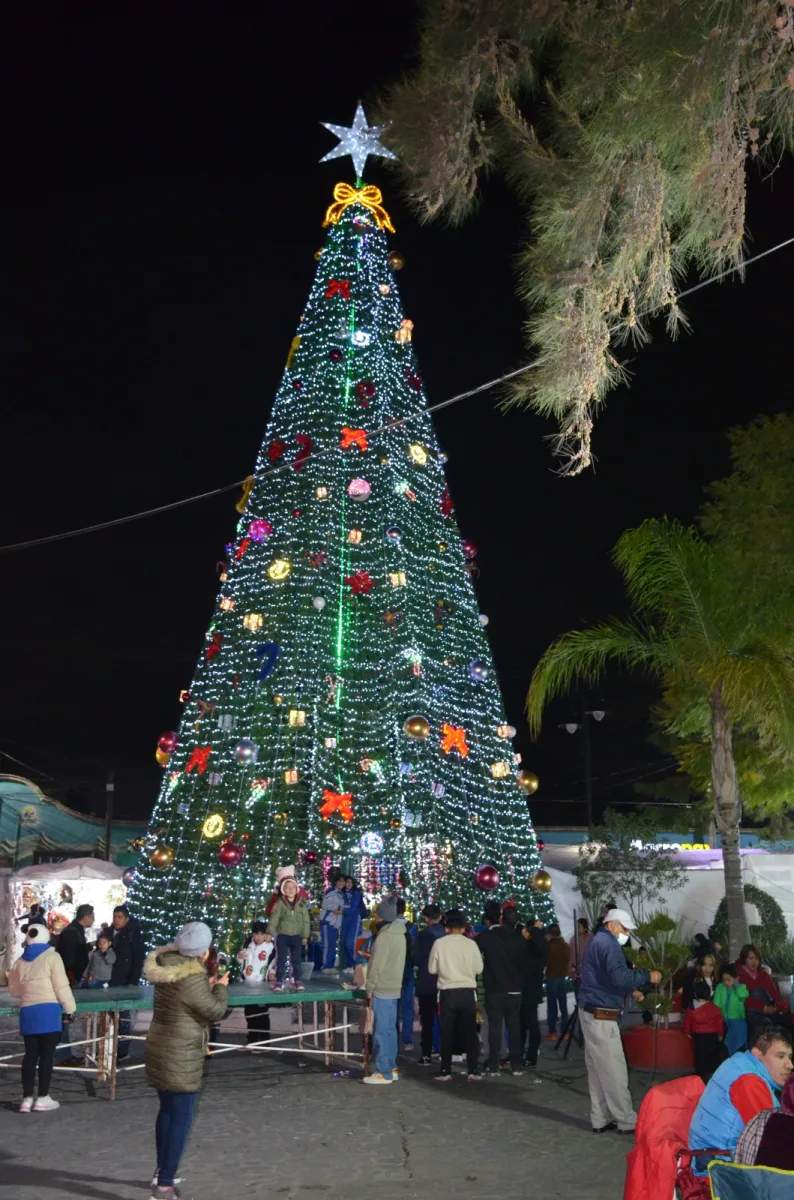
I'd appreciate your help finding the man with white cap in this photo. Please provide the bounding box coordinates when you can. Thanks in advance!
[578,907,661,1134]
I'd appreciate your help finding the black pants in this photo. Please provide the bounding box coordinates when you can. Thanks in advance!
[244,1005,271,1043]
[520,999,541,1065]
[417,993,437,1058]
[692,1032,726,1082]
[486,992,522,1069]
[22,1031,61,1097]
[439,989,478,1073]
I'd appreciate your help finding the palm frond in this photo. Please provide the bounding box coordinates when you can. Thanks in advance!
[720,641,794,756]
[613,519,724,648]
[526,619,668,735]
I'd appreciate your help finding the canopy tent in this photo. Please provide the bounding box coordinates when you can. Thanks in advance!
[2,856,127,970]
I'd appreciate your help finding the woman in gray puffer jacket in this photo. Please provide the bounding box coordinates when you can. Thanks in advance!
[143,921,228,1200]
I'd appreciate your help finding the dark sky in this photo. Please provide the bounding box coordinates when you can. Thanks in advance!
[4,5,793,826]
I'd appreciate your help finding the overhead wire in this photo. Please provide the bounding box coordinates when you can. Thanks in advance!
[2,233,793,556]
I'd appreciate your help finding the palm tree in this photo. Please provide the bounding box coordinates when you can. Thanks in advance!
[527,519,794,957]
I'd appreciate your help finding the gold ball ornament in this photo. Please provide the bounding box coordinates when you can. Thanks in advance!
[387,250,406,271]
[517,770,540,796]
[531,869,552,893]
[150,844,175,871]
[403,714,430,740]
[155,748,171,767]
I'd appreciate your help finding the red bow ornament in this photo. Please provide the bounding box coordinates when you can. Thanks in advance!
[293,433,313,471]
[320,790,354,823]
[441,723,469,757]
[325,279,351,300]
[185,745,212,775]
[340,427,368,452]
[206,633,223,661]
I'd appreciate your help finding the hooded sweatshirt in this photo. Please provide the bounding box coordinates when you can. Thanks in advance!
[238,938,276,984]
[8,944,76,1035]
[320,887,346,930]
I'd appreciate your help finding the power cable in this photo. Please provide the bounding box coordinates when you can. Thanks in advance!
[2,233,793,556]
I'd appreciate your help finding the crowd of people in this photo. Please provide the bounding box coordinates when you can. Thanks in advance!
[5,877,794,1197]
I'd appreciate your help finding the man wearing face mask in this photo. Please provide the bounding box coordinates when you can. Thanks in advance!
[578,908,662,1135]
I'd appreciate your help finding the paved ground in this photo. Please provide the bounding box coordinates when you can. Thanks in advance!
[0,1007,662,1200]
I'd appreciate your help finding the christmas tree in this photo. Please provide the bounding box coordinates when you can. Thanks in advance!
[130,107,553,957]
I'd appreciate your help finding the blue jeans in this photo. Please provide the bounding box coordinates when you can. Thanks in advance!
[156,1090,198,1187]
[117,1009,136,1059]
[371,996,399,1079]
[546,977,568,1034]
[399,977,415,1045]
[275,934,303,983]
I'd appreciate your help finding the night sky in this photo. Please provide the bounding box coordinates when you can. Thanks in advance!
[5,6,794,828]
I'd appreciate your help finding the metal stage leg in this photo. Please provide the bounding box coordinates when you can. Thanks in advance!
[109,1012,119,1101]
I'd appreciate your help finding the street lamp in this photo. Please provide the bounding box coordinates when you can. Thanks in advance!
[560,709,607,840]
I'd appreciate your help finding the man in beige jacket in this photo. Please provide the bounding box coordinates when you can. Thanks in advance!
[428,910,484,1082]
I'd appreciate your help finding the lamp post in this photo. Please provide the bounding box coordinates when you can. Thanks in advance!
[561,709,606,840]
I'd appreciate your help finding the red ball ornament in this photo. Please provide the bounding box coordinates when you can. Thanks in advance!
[158,731,178,754]
[329,348,343,363]
[293,379,302,391]
[356,380,375,402]
[474,864,500,891]
[461,538,478,561]
[303,850,318,865]
[217,840,244,868]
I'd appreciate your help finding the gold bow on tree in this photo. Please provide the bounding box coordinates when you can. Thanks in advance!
[322,183,395,233]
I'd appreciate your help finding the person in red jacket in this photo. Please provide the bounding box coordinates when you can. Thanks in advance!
[737,944,792,1033]
[683,981,726,1081]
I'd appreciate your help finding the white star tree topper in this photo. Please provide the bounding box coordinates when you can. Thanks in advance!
[320,103,397,180]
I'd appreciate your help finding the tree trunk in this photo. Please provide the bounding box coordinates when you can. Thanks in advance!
[710,689,750,957]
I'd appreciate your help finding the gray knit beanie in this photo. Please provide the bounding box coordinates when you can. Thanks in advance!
[375,897,398,923]
[175,921,213,958]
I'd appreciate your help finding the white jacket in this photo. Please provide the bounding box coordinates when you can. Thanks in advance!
[237,939,275,984]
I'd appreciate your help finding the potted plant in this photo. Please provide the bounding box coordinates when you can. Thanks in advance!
[622,913,695,1071]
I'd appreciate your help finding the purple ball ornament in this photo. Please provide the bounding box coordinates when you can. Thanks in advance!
[461,538,478,561]
[248,518,273,542]
[121,867,136,888]
[158,731,178,754]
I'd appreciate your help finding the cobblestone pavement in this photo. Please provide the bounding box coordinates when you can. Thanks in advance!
[0,1010,659,1200]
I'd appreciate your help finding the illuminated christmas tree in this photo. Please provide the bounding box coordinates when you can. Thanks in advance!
[130,107,553,956]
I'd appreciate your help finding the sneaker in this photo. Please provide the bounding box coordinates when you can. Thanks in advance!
[434,1070,452,1082]
[418,1055,433,1066]
[523,1055,538,1068]
[151,1173,182,1187]
[512,1069,524,1076]
[321,967,338,974]
[402,1042,414,1051]
[485,1068,500,1078]
[467,1070,483,1082]
[544,1032,557,1041]
[392,1068,399,1079]
[362,1073,393,1085]
[151,1188,184,1200]
[19,1097,33,1112]
[592,1121,617,1133]
[32,1096,60,1111]
[271,983,284,992]
[294,983,305,992]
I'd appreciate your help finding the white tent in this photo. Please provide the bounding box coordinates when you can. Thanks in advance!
[12,857,124,882]
[3,857,127,970]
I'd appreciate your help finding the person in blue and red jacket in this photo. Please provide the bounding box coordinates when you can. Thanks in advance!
[689,1023,793,1167]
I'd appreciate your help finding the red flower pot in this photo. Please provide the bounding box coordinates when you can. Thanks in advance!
[622,1026,695,1071]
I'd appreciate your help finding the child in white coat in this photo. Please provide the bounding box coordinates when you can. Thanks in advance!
[236,920,275,1047]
